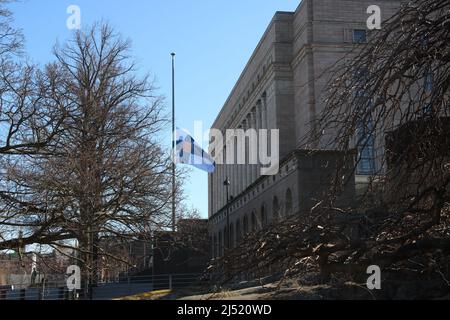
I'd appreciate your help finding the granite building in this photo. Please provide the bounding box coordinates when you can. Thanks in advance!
[208,0,401,258]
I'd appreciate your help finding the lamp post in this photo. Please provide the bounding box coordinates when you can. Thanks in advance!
[223,177,231,250]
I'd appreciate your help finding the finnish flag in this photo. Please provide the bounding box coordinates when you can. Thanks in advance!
[175,128,216,173]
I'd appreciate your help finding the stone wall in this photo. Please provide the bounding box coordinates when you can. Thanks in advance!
[210,150,355,259]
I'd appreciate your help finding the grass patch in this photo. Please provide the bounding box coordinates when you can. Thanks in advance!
[116,289,172,300]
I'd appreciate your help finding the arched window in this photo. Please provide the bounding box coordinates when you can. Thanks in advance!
[261,204,268,228]
[218,231,223,257]
[286,188,293,215]
[235,219,241,243]
[251,211,258,232]
[213,234,218,258]
[224,226,228,250]
[243,215,249,234]
[273,196,280,221]
[229,223,235,248]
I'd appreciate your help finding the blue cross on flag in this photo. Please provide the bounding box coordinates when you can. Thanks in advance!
[175,128,216,173]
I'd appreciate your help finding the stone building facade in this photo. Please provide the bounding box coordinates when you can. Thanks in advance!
[208,0,401,258]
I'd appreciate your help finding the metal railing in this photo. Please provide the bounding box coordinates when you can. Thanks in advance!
[0,273,202,300]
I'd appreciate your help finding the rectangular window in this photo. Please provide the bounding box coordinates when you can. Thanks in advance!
[357,119,376,175]
[355,68,369,98]
[422,68,434,115]
[353,29,367,43]
[358,145,375,174]
[422,103,432,116]
[424,69,434,92]
[354,66,375,175]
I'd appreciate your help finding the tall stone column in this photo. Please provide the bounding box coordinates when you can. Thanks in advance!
[224,140,229,208]
[262,93,268,130]
[250,108,257,185]
[262,94,270,159]
[213,172,217,214]
[227,136,236,200]
[233,132,242,197]
[239,117,249,192]
[232,137,237,201]
[256,101,263,181]
[226,137,235,204]
[246,114,252,190]
[219,148,226,208]
[217,164,221,210]
[214,164,220,212]
[222,147,227,209]
[224,144,229,204]
[215,164,219,213]
[219,158,223,211]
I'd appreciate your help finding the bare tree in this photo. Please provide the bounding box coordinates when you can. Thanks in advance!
[0,1,67,258]
[0,0,22,58]
[0,1,63,156]
[0,23,180,297]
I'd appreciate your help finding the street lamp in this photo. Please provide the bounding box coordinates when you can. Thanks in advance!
[223,177,231,250]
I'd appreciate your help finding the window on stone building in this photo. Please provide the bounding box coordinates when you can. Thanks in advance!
[213,234,217,259]
[273,196,280,221]
[224,226,229,249]
[354,67,376,175]
[424,69,434,92]
[229,223,234,249]
[251,211,258,231]
[356,118,376,175]
[286,188,293,215]
[353,29,367,43]
[218,231,223,257]
[236,219,241,243]
[421,67,434,115]
[261,204,268,228]
[243,215,249,234]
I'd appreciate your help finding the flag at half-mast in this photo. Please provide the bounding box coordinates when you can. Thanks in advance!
[175,128,216,173]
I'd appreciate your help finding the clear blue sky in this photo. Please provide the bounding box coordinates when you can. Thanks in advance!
[10,0,301,218]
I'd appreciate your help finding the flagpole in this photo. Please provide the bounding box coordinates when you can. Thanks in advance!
[171,52,176,233]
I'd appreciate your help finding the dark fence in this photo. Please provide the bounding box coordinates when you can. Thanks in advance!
[0,273,201,300]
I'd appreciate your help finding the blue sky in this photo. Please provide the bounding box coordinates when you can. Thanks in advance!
[10,0,301,218]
